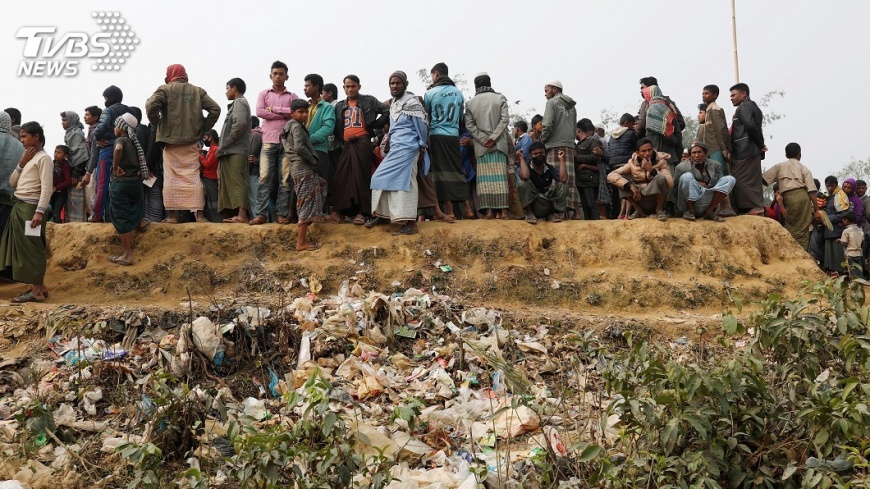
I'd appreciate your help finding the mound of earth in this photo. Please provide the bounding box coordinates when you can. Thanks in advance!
[27,216,818,317]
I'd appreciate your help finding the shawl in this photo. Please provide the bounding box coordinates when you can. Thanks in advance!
[0,112,10,135]
[390,91,427,123]
[844,178,864,221]
[830,186,850,213]
[643,85,676,138]
[115,115,149,179]
[165,64,188,84]
[62,111,84,134]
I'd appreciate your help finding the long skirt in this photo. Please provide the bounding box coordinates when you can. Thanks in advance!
[429,135,468,202]
[782,188,813,249]
[824,239,846,274]
[162,143,204,211]
[109,180,144,234]
[476,151,509,211]
[0,200,46,285]
[372,161,418,223]
[334,139,374,216]
[291,164,327,224]
[93,146,113,221]
[218,153,250,212]
[730,155,764,211]
[547,147,579,211]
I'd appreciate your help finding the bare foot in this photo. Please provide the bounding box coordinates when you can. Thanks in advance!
[296,242,319,251]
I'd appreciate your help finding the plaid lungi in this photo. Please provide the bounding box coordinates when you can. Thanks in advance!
[291,164,327,224]
[162,143,204,211]
[476,151,509,211]
[547,147,578,211]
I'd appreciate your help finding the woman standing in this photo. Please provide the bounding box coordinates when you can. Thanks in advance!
[0,122,52,302]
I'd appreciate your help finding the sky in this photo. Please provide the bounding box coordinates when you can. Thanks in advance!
[1,0,867,178]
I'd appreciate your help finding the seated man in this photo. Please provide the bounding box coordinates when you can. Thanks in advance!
[606,138,673,221]
[674,142,736,222]
[516,142,568,224]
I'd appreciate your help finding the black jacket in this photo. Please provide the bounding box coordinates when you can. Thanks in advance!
[333,94,389,142]
[574,137,607,188]
[731,99,765,160]
[606,128,637,168]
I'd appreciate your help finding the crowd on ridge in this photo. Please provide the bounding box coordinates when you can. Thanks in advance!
[0,61,861,303]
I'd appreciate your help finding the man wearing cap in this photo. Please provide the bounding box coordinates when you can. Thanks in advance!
[368,71,429,235]
[673,142,735,222]
[762,142,818,248]
[541,80,579,218]
[146,64,221,223]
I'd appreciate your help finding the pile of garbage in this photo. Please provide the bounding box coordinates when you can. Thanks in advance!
[0,278,618,488]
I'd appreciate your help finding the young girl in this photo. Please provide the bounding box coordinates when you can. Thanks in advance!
[108,113,150,266]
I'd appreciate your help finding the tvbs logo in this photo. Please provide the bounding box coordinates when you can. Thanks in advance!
[16,12,139,77]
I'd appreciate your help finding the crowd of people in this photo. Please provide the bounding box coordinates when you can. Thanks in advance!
[0,62,861,302]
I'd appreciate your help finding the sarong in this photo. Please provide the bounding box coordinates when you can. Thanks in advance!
[476,151,509,210]
[429,135,468,202]
[547,147,578,211]
[417,169,438,210]
[93,146,113,221]
[65,186,87,222]
[824,239,846,274]
[291,164,326,224]
[373,161,418,223]
[334,139,373,215]
[144,176,165,222]
[218,154,250,211]
[0,200,46,284]
[162,143,204,211]
[202,177,221,222]
[109,179,144,234]
[730,155,764,210]
[782,188,813,249]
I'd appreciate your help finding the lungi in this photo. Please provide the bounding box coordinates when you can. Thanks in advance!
[109,179,144,234]
[824,239,846,274]
[218,153,250,211]
[93,146,113,221]
[476,151,509,211]
[202,177,221,222]
[547,147,578,211]
[782,188,813,249]
[334,139,373,216]
[144,176,165,222]
[0,200,46,284]
[291,164,327,224]
[429,135,468,202]
[730,155,764,211]
[372,160,418,223]
[162,143,204,211]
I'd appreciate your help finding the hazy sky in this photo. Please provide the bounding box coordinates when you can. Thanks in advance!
[2,0,867,178]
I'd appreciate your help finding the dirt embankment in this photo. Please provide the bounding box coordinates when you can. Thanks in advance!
[10,216,818,320]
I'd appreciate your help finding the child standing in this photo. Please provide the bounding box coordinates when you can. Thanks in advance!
[108,113,150,266]
[840,209,864,280]
[281,99,336,251]
[50,145,72,223]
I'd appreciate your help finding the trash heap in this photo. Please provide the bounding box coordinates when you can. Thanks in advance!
[0,278,614,488]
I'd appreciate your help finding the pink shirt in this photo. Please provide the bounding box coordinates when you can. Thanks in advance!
[255,87,298,144]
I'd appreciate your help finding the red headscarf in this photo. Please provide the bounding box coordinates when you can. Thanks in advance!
[165,64,188,84]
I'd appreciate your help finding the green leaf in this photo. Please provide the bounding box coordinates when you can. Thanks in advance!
[576,443,601,463]
[781,463,797,480]
[723,314,739,336]
[661,418,680,456]
[814,428,829,446]
[842,377,860,400]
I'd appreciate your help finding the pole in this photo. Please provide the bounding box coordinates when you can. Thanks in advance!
[731,0,740,83]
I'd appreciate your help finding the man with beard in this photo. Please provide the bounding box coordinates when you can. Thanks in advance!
[674,142,736,222]
[424,62,467,222]
[541,80,579,218]
[146,64,221,223]
[368,71,429,236]
[332,75,389,224]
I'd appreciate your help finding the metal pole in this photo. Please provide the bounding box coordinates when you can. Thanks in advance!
[731,0,740,83]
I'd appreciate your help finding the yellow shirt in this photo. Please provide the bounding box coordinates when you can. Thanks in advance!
[762,158,817,193]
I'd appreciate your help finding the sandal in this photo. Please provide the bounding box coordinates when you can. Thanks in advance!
[705,214,725,222]
[109,256,133,266]
[627,212,642,220]
[11,292,43,303]
[160,218,178,224]
[550,213,564,223]
[223,217,247,224]
[353,215,366,225]
[365,217,384,229]
[392,225,419,236]
[682,212,696,221]
[524,214,538,225]
[137,220,151,232]
[249,216,268,226]
[657,213,668,222]
[276,216,290,225]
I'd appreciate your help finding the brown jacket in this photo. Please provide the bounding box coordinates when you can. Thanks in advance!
[697,101,731,155]
[607,151,673,189]
[146,80,221,145]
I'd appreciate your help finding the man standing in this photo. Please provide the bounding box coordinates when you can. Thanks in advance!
[85,85,129,222]
[3,109,21,139]
[762,143,818,248]
[699,85,731,167]
[146,64,221,223]
[250,61,298,225]
[464,73,512,219]
[674,142,736,222]
[303,74,336,214]
[729,82,766,215]
[424,62,467,221]
[575,119,608,220]
[369,71,429,236]
[217,77,252,223]
[248,117,263,214]
[857,180,870,234]
[540,80,579,219]
[332,75,389,224]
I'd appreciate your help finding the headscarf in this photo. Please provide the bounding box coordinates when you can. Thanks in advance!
[103,85,123,107]
[0,112,10,135]
[61,111,84,134]
[388,71,426,122]
[165,64,188,84]
[844,178,863,216]
[643,85,676,138]
[115,113,149,179]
